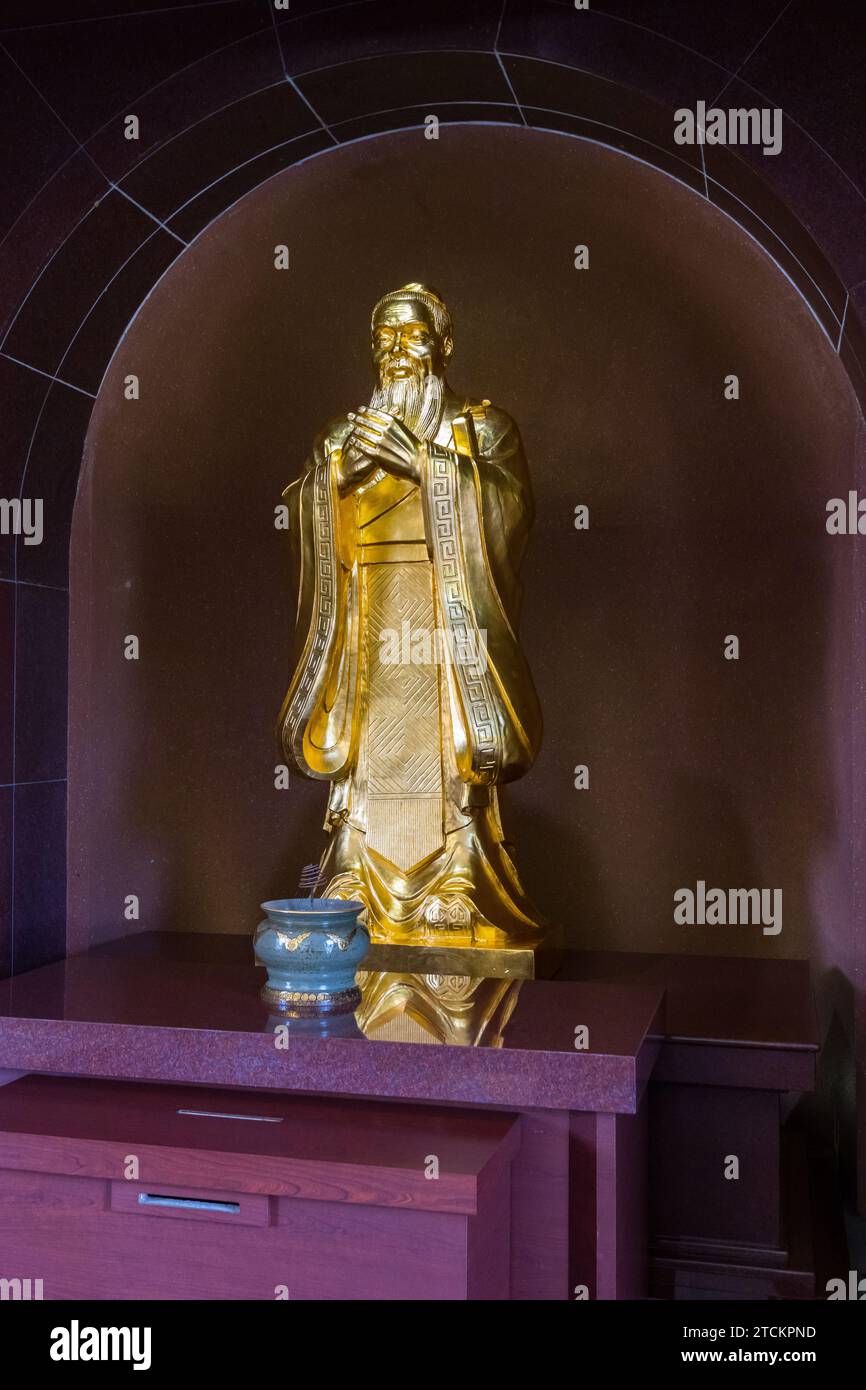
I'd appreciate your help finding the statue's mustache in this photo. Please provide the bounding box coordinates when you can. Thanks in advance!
[381,358,422,378]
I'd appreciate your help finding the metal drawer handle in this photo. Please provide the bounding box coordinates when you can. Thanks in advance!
[137,1193,240,1214]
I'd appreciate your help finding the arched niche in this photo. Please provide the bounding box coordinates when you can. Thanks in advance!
[69,126,861,1050]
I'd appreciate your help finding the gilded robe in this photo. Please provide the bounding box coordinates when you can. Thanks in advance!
[279,392,543,944]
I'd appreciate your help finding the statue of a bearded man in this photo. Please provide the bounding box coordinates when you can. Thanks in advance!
[279,283,544,959]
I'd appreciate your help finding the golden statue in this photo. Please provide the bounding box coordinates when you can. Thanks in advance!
[279,283,544,965]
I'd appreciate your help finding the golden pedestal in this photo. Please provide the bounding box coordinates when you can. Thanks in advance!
[364,939,563,981]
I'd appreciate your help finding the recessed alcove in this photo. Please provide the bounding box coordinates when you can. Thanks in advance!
[68,123,860,1043]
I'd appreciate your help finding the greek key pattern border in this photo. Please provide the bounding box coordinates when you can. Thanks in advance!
[427,445,500,780]
[288,458,337,752]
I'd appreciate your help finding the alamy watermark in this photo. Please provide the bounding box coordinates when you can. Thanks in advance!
[50,1321,151,1370]
[674,101,782,157]
[826,1271,866,1299]
[0,498,42,546]
[379,621,488,674]
[674,880,782,936]
[0,1276,43,1299]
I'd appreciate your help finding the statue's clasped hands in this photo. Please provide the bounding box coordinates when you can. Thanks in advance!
[344,407,424,485]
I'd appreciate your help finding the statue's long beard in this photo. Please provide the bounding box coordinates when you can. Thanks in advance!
[369,371,444,442]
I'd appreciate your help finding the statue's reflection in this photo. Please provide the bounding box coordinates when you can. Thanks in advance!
[263,971,522,1047]
[357,971,523,1046]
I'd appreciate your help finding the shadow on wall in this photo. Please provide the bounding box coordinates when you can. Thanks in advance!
[69,127,857,1014]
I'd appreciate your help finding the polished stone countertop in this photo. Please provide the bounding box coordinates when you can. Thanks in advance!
[0,934,817,1111]
[0,932,665,1112]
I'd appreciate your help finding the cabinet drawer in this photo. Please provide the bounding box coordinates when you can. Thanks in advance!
[0,1074,518,1299]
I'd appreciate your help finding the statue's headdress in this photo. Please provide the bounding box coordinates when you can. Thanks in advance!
[371,282,452,343]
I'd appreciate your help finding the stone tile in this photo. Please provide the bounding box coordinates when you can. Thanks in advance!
[2,191,153,376]
[13,778,66,975]
[14,582,68,784]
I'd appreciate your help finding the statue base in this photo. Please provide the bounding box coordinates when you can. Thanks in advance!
[364,940,563,981]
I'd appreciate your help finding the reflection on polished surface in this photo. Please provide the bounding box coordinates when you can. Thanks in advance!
[0,932,673,1110]
[0,932,817,1129]
[0,933,672,1062]
[262,970,522,1046]
[356,972,521,1047]
[262,1010,364,1041]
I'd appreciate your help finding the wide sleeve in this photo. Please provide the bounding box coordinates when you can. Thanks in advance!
[277,430,360,780]
[420,407,542,785]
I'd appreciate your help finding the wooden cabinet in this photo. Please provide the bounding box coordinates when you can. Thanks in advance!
[0,1076,517,1300]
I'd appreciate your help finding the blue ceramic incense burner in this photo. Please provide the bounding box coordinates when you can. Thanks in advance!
[254,898,369,1016]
